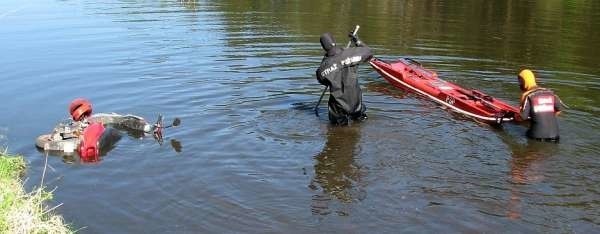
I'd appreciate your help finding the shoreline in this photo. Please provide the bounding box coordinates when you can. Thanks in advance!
[0,150,71,233]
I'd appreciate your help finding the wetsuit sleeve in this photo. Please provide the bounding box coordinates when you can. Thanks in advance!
[342,46,373,66]
[520,96,532,120]
[355,44,373,63]
[354,38,373,60]
[554,94,563,112]
[316,65,330,86]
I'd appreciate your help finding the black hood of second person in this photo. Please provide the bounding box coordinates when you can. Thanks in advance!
[320,33,342,57]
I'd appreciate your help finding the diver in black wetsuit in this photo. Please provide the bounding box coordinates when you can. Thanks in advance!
[316,32,373,125]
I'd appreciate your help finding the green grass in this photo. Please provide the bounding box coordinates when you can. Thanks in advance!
[0,149,71,233]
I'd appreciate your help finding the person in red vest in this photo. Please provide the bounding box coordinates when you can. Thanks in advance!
[518,69,565,142]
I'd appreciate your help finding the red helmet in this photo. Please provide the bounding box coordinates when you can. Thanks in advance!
[69,98,92,121]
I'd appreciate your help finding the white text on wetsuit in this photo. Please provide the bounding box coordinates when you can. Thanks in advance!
[341,56,362,66]
[321,56,362,77]
[321,63,338,77]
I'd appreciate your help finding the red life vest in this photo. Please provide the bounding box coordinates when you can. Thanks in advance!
[79,122,105,162]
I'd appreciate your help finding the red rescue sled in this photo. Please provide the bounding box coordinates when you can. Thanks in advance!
[370,58,520,124]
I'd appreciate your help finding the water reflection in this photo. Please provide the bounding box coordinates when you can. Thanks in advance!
[170,139,183,153]
[366,81,408,100]
[1,0,598,232]
[504,137,558,220]
[177,0,199,10]
[310,125,366,215]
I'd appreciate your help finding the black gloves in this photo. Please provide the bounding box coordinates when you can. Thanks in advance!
[348,32,362,47]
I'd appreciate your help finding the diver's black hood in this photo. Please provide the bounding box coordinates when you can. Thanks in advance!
[320,33,342,57]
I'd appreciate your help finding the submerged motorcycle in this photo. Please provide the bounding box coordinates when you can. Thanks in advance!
[35,98,180,162]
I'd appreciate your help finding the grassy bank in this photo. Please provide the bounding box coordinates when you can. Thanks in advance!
[0,150,71,233]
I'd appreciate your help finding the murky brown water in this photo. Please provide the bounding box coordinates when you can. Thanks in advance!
[1,0,599,232]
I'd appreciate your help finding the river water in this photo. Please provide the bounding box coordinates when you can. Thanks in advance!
[1,0,599,233]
